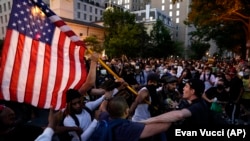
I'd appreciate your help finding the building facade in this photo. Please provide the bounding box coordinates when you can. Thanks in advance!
[131,4,175,37]
[0,0,105,43]
[0,0,12,40]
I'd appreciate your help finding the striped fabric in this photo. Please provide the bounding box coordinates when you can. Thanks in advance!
[0,0,87,110]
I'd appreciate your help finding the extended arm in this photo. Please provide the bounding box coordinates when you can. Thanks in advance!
[141,108,191,124]
[140,122,172,139]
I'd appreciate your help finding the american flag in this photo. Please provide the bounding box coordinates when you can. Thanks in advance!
[0,0,87,110]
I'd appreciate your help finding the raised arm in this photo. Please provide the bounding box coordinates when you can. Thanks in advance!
[78,52,99,95]
[129,89,148,116]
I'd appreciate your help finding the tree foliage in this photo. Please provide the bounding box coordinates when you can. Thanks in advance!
[84,35,103,54]
[189,41,210,60]
[150,20,183,58]
[103,8,150,58]
[185,0,250,58]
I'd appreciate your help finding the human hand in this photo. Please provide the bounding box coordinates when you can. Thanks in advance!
[90,52,100,62]
[47,107,57,130]
[74,127,83,135]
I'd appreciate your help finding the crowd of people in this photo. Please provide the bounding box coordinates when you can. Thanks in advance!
[1,53,250,141]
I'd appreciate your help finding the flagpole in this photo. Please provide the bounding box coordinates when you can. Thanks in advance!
[86,48,157,110]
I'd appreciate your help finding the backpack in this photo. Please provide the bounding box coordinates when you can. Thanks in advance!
[88,119,127,141]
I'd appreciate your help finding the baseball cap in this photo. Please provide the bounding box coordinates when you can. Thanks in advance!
[160,75,178,84]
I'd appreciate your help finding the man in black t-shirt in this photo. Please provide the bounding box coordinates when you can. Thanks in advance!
[141,79,210,140]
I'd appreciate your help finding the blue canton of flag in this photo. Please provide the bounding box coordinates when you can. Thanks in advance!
[8,0,55,44]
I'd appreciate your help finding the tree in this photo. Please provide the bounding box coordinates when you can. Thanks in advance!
[103,8,150,58]
[185,0,250,59]
[189,40,210,60]
[150,20,183,58]
[84,35,103,54]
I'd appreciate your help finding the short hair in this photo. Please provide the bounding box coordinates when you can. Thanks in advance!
[66,89,81,103]
[107,96,129,118]
[187,78,205,98]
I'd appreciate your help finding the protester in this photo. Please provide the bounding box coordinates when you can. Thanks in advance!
[0,105,43,141]
[141,78,209,124]
[129,72,160,121]
[89,96,172,141]
[158,75,182,113]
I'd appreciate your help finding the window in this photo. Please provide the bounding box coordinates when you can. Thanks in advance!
[100,10,103,15]
[2,27,4,34]
[95,8,97,14]
[162,0,165,3]
[169,11,172,17]
[0,16,3,23]
[162,5,165,11]
[176,10,179,16]
[176,17,179,23]
[89,15,92,21]
[169,4,172,9]
[8,2,11,10]
[0,5,2,13]
[84,5,86,11]
[177,3,180,8]
[95,16,98,21]
[5,15,7,22]
[90,7,92,12]
[84,14,86,20]
[77,12,80,19]
[4,3,6,12]
[77,3,80,9]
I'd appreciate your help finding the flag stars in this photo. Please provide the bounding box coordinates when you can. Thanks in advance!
[17,4,21,8]
[45,9,49,13]
[18,20,22,24]
[14,13,19,17]
[35,29,38,32]
[24,18,28,21]
[21,27,25,31]
[27,25,30,28]
[12,23,17,26]
[20,11,25,14]
[26,8,30,12]
[23,2,27,6]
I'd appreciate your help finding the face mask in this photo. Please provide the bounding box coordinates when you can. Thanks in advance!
[146,85,158,95]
